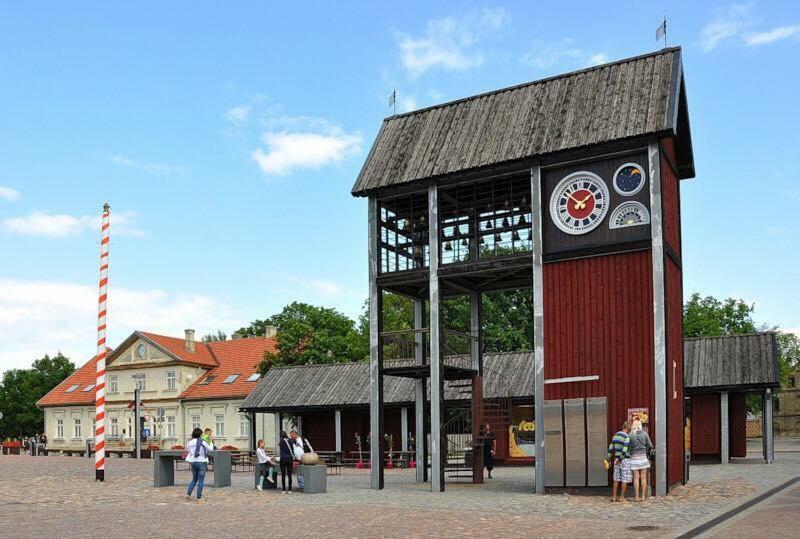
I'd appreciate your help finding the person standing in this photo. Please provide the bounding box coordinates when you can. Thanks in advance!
[278,431,295,493]
[201,428,214,448]
[290,430,314,489]
[607,421,632,502]
[481,423,496,479]
[629,420,653,502]
[185,428,212,501]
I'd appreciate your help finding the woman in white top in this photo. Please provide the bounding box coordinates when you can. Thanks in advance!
[185,428,213,501]
[255,439,276,491]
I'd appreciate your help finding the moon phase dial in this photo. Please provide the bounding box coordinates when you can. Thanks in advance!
[609,201,650,229]
[549,171,610,235]
[613,163,646,196]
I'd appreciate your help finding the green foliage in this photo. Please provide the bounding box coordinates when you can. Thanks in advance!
[256,302,368,374]
[0,353,75,437]
[201,330,227,342]
[776,332,800,388]
[683,293,759,337]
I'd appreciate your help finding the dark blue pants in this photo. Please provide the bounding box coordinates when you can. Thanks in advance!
[187,462,207,499]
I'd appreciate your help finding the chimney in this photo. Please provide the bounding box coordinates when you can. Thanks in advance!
[184,329,196,352]
[264,325,277,339]
[231,332,241,340]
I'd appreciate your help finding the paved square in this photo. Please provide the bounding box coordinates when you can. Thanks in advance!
[1,452,798,538]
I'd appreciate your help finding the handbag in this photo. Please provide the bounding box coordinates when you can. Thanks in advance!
[648,447,656,461]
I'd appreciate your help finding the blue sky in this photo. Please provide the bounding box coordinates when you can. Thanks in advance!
[1,2,799,372]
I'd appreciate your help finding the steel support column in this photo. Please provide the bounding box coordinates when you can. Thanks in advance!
[470,290,484,483]
[531,163,546,494]
[274,412,282,449]
[368,197,384,490]
[720,391,729,464]
[649,142,668,496]
[428,184,444,492]
[335,409,342,453]
[414,299,427,482]
[764,389,774,463]
[401,407,409,452]
[249,412,257,452]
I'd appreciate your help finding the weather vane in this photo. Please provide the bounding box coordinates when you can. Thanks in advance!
[656,16,667,48]
[389,87,397,116]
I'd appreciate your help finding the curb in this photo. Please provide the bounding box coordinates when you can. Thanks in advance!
[675,475,800,538]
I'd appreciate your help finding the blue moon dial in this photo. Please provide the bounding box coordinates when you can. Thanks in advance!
[613,163,646,196]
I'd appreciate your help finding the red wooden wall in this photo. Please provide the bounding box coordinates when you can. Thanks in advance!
[300,411,336,451]
[661,138,681,256]
[729,392,747,458]
[666,257,685,486]
[543,250,654,440]
[691,394,720,456]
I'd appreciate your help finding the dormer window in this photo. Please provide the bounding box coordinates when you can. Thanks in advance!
[65,384,79,393]
[222,374,240,384]
[199,375,216,386]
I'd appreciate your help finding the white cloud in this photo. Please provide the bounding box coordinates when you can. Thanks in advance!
[0,186,21,202]
[0,279,241,374]
[398,95,419,113]
[396,7,511,77]
[225,105,251,123]
[251,129,362,176]
[744,25,800,46]
[699,4,753,52]
[109,155,188,176]
[2,210,143,238]
[521,39,608,71]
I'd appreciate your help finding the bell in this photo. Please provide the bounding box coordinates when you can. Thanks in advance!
[512,230,521,241]
[502,217,509,228]
[518,214,527,226]
[485,220,493,230]
[521,195,528,206]
[461,239,469,248]
[444,241,452,251]
[503,199,511,210]
[478,235,484,245]
[494,232,502,242]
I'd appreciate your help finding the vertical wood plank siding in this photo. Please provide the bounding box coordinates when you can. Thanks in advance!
[661,138,681,257]
[543,251,654,444]
[666,256,685,486]
[690,394,720,456]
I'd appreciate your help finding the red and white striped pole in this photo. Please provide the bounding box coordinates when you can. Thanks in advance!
[94,203,110,482]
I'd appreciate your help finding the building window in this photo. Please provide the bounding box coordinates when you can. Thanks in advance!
[83,384,95,392]
[191,415,201,431]
[66,384,79,393]
[247,373,261,382]
[108,375,118,393]
[222,374,240,384]
[111,417,119,437]
[74,419,82,438]
[133,373,146,391]
[56,419,64,438]
[199,375,216,385]
[239,414,250,437]
[167,416,176,437]
[215,415,225,437]
[166,371,176,391]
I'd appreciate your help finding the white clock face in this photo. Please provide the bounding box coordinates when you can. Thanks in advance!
[136,344,146,358]
[549,171,609,235]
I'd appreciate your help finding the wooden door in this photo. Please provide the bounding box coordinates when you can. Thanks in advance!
[691,394,720,457]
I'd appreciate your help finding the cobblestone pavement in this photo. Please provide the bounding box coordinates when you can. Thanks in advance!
[1,451,798,538]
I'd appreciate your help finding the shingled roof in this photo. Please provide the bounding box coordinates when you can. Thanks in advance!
[353,47,693,196]
[240,351,533,411]
[684,332,780,391]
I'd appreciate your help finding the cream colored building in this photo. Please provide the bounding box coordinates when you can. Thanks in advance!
[37,329,277,451]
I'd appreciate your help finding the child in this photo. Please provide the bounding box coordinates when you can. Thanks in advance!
[201,428,213,448]
[255,439,276,491]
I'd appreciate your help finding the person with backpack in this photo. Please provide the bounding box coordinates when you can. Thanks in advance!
[278,431,296,493]
[185,428,213,501]
[606,420,632,503]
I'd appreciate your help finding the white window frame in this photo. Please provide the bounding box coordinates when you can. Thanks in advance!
[56,419,64,438]
[65,384,79,393]
[133,373,146,391]
[239,414,250,437]
[108,375,118,393]
[167,416,176,437]
[191,415,201,431]
[110,417,119,437]
[166,371,176,391]
[73,419,82,438]
[215,415,225,437]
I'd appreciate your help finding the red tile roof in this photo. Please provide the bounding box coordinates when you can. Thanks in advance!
[37,353,104,407]
[138,332,218,367]
[180,337,275,401]
[36,333,274,407]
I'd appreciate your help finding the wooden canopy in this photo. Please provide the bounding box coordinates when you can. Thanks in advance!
[684,332,780,392]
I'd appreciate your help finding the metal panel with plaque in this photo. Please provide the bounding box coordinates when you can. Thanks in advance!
[586,397,609,486]
[543,399,564,487]
[564,398,586,486]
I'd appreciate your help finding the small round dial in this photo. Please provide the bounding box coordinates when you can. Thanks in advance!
[136,343,146,358]
[613,163,646,196]
[549,171,609,235]
[609,201,650,229]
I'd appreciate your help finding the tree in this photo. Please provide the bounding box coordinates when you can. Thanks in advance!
[776,332,800,388]
[237,319,270,338]
[0,353,75,438]
[201,330,227,342]
[683,293,759,337]
[256,302,368,374]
